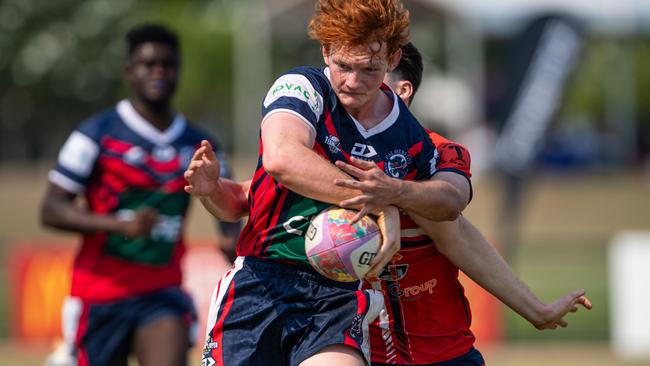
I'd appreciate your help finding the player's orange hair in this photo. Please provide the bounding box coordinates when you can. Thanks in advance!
[308,0,410,58]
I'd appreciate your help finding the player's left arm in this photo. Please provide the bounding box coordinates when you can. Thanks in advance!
[335,141,472,222]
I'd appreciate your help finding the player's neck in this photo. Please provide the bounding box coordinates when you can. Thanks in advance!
[130,98,175,131]
[348,89,393,130]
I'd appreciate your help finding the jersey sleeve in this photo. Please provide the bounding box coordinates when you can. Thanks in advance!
[435,141,472,178]
[261,71,325,134]
[431,136,473,203]
[48,120,102,194]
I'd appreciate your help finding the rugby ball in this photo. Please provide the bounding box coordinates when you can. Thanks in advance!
[305,207,381,282]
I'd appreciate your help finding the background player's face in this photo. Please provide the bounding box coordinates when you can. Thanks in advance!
[126,42,179,106]
[324,42,399,113]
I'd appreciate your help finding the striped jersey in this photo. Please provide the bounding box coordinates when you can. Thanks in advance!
[368,132,477,365]
[237,66,438,266]
[49,99,230,303]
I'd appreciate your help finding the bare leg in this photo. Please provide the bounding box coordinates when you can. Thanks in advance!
[133,315,189,366]
[299,344,366,366]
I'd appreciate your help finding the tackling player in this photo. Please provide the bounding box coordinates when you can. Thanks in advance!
[40,24,238,366]
[338,42,592,365]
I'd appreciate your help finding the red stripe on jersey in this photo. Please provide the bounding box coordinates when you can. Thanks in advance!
[404,170,418,180]
[211,280,236,366]
[313,142,328,157]
[102,137,132,154]
[100,156,159,189]
[86,184,118,213]
[259,187,289,256]
[163,176,189,193]
[145,155,181,174]
[408,141,423,157]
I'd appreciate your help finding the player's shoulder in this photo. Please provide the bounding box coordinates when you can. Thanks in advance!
[276,66,331,94]
[427,130,469,152]
[75,106,122,141]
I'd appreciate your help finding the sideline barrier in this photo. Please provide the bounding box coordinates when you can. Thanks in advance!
[7,239,503,346]
[609,231,650,360]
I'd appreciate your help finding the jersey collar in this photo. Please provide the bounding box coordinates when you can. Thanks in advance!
[324,67,400,139]
[348,89,400,139]
[116,99,186,145]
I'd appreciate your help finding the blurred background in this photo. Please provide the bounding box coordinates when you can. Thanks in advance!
[1,0,650,365]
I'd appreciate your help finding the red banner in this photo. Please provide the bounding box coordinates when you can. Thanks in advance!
[7,240,502,346]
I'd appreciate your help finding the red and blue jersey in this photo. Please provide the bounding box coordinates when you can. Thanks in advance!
[237,66,438,266]
[50,99,230,303]
[368,132,477,365]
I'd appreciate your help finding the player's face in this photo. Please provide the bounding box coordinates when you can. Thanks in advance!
[324,42,399,114]
[126,42,179,105]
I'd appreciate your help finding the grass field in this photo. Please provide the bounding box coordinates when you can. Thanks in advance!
[1,164,649,365]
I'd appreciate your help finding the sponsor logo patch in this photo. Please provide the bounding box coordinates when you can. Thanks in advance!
[325,135,341,154]
[351,143,377,159]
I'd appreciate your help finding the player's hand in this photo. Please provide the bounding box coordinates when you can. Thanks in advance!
[365,205,400,279]
[118,207,159,238]
[334,157,403,223]
[184,140,221,197]
[533,289,593,330]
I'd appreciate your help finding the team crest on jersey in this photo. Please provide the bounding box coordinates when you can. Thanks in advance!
[384,149,412,178]
[123,146,146,165]
[325,135,341,154]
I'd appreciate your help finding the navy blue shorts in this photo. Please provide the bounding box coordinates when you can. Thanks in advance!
[203,257,384,366]
[62,286,197,366]
[371,348,485,366]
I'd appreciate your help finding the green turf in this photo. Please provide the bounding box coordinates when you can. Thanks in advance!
[504,235,609,341]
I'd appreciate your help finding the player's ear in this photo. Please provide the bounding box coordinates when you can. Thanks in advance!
[321,45,330,66]
[394,80,413,106]
[387,48,402,73]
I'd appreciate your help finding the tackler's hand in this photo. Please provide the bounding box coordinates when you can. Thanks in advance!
[533,289,593,330]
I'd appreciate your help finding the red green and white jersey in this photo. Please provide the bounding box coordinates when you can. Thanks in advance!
[237,66,439,266]
[50,99,230,303]
[368,132,476,365]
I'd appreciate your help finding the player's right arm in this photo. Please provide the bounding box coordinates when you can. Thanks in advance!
[40,128,157,238]
[262,112,401,274]
[261,112,367,203]
[410,213,593,329]
[40,184,156,237]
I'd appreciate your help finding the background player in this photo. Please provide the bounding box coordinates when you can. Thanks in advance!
[40,23,238,366]
[335,41,592,365]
